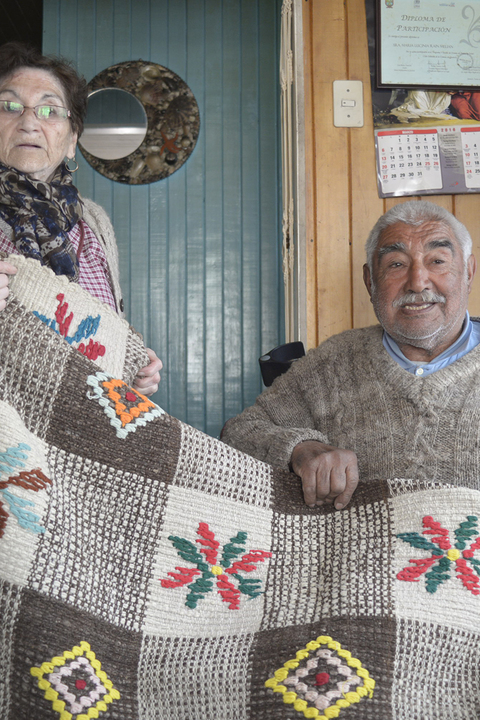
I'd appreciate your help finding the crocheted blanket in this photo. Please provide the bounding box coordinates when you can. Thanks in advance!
[1,255,480,720]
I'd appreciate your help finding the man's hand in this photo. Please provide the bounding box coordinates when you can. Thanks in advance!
[132,347,163,397]
[291,440,359,510]
[0,261,17,311]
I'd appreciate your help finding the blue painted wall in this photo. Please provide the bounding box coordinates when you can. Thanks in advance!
[43,0,283,438]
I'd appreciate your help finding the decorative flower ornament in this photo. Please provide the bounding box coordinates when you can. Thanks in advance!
[161,522,271,609]
[397,514,480,595]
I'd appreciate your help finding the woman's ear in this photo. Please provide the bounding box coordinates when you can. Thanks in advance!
[67,132,78,160]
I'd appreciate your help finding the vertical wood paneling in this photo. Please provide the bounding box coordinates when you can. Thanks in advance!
[302,1,318,346]
[204,0,225,436]
[146,0,170,414]
[259,0,282,356]
[113,0,132,65]
[166,172,188,424]
[304,0,480,347]
[304,0,352,348]
[165,4,189,425]
[43,0,283,438]
[111,183,132,312]
[128,189,150,332]
[42,0,60,56]
[76,0,96,85]
[222,2,244,421]
[185,0,207,429]
[456,194,480,311]
[241,1,261,406]
[347,0,382,331]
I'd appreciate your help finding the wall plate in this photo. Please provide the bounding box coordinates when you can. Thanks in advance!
[333,80,364,127]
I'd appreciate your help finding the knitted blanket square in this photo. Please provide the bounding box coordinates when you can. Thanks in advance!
[0,255,480,720]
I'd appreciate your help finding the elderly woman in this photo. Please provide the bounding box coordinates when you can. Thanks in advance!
[0,41,161,395]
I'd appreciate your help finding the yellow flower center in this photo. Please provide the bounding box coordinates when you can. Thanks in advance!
[210,565,224,576]
[447,548,461,561]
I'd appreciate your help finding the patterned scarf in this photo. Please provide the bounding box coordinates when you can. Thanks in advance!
[0,162,83,281]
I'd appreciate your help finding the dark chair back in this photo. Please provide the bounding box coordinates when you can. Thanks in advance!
[259,341,306,387]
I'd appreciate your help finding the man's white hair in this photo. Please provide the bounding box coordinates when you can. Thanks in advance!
[365,200,473,271]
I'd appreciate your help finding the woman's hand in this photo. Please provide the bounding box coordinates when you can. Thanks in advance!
[133,347,163,397]
[0,261,17,311]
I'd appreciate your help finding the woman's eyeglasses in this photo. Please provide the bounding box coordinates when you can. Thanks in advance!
[0,101,71,122]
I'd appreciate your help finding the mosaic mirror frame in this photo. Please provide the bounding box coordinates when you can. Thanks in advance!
[78,60,200,185]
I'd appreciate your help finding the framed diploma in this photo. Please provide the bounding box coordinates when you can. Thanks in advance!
[377,0,480,89]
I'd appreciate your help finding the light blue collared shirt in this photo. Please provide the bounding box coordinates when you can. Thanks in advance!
[383,312,480,377]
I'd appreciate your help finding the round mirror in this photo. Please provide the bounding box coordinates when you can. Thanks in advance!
[78,60,200,185]
[80,88,147,160]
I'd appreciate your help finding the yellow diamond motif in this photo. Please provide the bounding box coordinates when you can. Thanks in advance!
[265,635,375,719]
[30,641,121,719]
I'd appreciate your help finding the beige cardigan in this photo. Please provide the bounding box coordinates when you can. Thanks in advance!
[0,196,125,318]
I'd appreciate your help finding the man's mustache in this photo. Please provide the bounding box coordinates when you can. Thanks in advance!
[392,290,446,307]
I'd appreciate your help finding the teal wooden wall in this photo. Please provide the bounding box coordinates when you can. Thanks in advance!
[43,0,283,438]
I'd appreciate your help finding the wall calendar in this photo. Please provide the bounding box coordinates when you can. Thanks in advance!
[375,124,480,197]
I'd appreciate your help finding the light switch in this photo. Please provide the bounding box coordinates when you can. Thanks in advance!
[333,80,364,127]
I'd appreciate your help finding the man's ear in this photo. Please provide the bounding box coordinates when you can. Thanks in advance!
[363,263,373,299]
[467,254,477,293]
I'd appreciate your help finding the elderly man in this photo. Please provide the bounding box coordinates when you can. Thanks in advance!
[222,200,479,509]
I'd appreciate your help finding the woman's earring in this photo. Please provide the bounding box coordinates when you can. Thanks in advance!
[65,156,79,173]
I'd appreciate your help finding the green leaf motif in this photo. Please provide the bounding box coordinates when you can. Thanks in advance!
[454,517,478,549]
[234,574,264,598]
[221,532,248,568]
[468,557,480,571]
[397,532,440,554]
[425,556,450,593]
[169,535,205,567]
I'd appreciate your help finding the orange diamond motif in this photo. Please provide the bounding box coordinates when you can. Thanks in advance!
[86,371,164,438]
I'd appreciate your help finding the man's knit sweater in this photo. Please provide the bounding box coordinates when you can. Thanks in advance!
[222,324,480,489]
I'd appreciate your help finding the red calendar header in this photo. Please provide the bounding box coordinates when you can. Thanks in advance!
[378,129,438,137]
